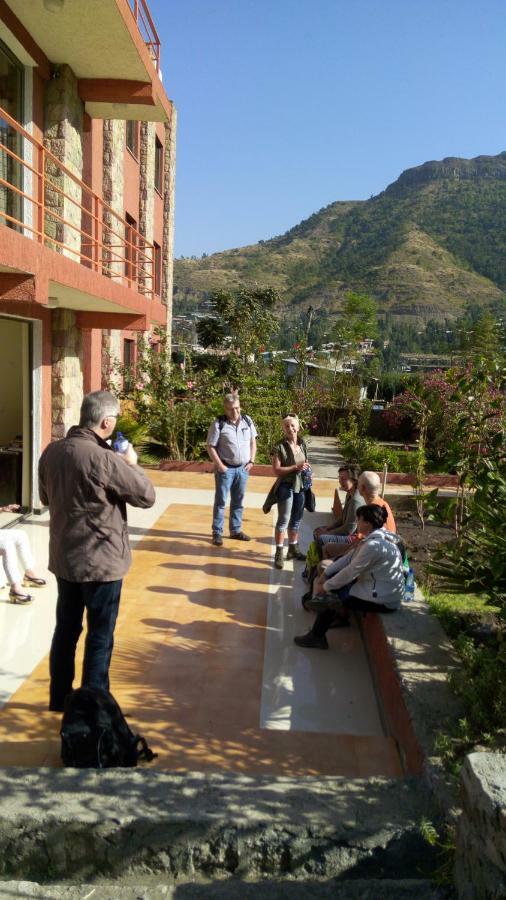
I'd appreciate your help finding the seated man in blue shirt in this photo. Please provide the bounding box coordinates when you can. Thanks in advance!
[207,393,257,546]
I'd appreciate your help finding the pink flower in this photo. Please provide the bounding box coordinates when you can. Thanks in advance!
[187,380,195,389]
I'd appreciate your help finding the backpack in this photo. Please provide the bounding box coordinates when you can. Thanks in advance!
[217,413,253,431]
[60,687,157,768]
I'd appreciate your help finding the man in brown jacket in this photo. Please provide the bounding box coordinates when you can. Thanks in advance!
[39,390,155,712]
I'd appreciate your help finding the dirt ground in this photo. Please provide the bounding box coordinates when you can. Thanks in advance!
[387,496,453,584]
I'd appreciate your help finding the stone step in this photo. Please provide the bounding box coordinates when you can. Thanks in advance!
[0,878,452,899]
[0,770,442,884]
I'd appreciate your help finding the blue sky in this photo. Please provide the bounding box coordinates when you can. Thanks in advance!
[147,0,506,257]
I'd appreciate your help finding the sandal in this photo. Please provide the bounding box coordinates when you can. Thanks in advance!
[23,575,47,587]
[9,589,34,605]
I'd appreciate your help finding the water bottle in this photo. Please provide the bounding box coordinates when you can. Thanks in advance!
[404,567,416,603]
[113,431,129,454]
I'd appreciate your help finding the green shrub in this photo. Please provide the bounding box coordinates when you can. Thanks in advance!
[429,458,506,611]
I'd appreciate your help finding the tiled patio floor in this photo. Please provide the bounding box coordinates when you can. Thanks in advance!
[0,471,403,778]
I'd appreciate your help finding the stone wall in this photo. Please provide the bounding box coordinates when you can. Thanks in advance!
[102,119,125,280]
[454,752,506,899]
[162,108,177,341]
[102,119,125,376]
[139,121,156,293]
[51,309,83,439]
[101,329,122,391]
[43,65,83,262]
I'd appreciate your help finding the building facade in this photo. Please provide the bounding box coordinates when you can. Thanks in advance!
[0,0,176,509]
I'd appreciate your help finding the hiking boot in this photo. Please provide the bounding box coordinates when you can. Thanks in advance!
[294,632,328,650]
[212,534,223,546]
[274,547,285,569]
[287,543,306,561]
[230,531,251,541]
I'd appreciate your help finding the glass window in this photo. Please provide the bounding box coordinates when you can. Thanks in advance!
[123,339,135,391]
[126,120,139,158]
[154,136,163,194]
[153,240,161,296]
[125,212,137,282]
[0,40,23,231]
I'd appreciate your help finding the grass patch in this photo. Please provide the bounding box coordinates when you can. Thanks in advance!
[425,589,500,639]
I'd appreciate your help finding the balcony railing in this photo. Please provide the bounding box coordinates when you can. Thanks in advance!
[0,106,155,299]
[128,0,161,73]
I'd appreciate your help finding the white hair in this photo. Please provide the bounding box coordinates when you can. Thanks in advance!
[223,393,239,406]
[282,413,300,427]
[359,470,381,493]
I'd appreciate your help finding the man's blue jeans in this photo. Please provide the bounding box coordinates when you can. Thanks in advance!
[212,465,249,536]
[49,577,122,710]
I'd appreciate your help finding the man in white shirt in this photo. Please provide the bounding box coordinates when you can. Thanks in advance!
[207,393,257,546]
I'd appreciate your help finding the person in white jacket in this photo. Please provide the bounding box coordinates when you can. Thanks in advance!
[294,504,405,650]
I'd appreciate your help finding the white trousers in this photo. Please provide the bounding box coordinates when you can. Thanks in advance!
[0,529,35,585]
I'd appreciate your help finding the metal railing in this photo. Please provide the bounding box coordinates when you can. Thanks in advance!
[0,106,155,299]
[128,0,161,72]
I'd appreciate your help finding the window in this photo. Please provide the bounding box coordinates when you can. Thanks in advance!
[125,213,137,283]
[0,40,24,231]
[126,120,139,158]
[153,240,161,296]
[123,339,135,391]
[154,136,163,194]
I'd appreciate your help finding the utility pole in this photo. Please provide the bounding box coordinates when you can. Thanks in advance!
[300,306,315,389]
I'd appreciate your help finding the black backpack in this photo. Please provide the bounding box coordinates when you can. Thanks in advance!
[217,413,253,431]
[60,686,157,768]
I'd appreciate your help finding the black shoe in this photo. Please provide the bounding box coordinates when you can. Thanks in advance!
[48,703,65,713]
[294,632,328,650]
[230,532,251,541]
[301,590,313,610]
[274,547,285,569]
[212,534,223,546]
[287,543,306,561]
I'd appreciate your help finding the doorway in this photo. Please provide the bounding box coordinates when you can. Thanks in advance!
[0,317,32,518]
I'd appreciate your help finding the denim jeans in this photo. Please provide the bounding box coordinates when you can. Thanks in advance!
[275,482,305,532]
[49,577,122,710]
[212,466,249,535]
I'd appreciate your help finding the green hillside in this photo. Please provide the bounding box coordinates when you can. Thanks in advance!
[174,152,506,323]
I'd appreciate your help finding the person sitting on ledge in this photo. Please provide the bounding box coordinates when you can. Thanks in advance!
[0,504,46,605]
[294,504,404,650]
[313,464,363,542]
[321,470,397,561]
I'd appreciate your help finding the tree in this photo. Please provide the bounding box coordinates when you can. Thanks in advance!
[196,287,280,363]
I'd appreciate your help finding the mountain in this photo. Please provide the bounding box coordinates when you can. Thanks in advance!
[173,152,506,323]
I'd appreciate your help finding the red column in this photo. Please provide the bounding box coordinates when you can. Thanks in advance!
[82,328,103,393]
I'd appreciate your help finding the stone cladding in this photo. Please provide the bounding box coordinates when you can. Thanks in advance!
[139,120,155,294]
[162,109,177,341]
[43,65,83,263]
[51,309,83,439]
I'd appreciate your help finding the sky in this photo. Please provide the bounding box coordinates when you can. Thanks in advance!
[147,0,506,258]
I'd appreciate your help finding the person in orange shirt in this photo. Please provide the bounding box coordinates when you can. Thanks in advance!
[321,470,396,560]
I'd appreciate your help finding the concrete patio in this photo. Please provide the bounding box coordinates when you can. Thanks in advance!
[0,470,402,778]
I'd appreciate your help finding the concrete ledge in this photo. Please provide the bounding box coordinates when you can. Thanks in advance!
[159,461,273,477]
[362,594,464,810]
[0,770,438,882]
[0,878,450,898]
[157,461,459,487]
